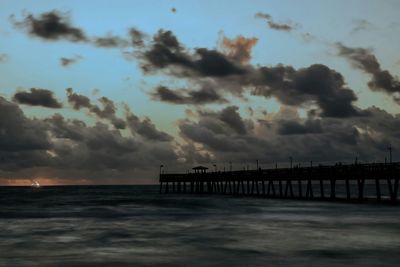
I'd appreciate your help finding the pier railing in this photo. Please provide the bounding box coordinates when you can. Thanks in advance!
[159,162,400,203]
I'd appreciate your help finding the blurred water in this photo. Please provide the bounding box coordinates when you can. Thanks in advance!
[0,185,399,267]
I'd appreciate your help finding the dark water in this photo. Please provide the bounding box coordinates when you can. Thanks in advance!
[0,185,399,267]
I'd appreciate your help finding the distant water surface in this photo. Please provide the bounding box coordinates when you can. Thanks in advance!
[0,185,399,267]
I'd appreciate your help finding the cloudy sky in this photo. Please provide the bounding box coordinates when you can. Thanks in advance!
[1,0,400,185]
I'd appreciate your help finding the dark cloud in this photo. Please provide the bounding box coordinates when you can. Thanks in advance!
[151,86,187,104]
[12,11,87,42]
[193,48,247,76]
[277,119,323,135]
[2,93,400,182]
[13,88,63,108]
[218,106,247,134]
[288,64,360,117]
[151,85,227,105]
[153,29,180,49]
[66,88,126,129]
[125,107,173,142]
[0,97,50,153]
[267,21,293,32]
[66,88,91,109]
[0,96,178,182]
[183,105,250,138]
[60,55,82,66]
[141,30,190,71]
[93,97,127,129]
[12,10,145,50]
[254,13,272,20]
[65,88,172,141]
[93,34,129,48]
[180,123,247,153]
[250,64,362,118]
[336,43,400,103]
[140,31,360,117]
[336,43,380,73]
[177,105,398,166]
[255,12,295,32]
[129,27,145,47]
[178,107,252,153]
[220,35,258,64]
[142,30,246,77]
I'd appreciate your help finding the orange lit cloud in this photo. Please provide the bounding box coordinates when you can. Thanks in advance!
[220,35,258,64]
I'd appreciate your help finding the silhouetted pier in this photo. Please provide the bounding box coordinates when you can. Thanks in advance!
[159,162,400,203]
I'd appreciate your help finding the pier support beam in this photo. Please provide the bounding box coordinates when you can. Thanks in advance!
[298,180,303,198]
[389,178,399,202]
[241,180,245,195]
[375,179,381,201]
[330,179,336,199]
[285,180,294,197]
[393,178,399,202]
[320,180,324,199]
[267,180,275,197]
[357,178,365,200]
[255,180,260,195]
[262,180,266,196]
[345,179,350,199]
[305,179,313,199]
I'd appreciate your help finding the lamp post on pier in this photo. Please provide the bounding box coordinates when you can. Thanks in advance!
[159,164,164,175]
[388,145,393,164]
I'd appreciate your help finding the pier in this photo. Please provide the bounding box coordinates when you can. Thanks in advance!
[159,162,400,203]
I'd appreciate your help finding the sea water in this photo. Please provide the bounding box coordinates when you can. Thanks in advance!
[0,185,399,267]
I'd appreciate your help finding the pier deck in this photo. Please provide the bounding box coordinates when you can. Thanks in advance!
[159,162,400,203]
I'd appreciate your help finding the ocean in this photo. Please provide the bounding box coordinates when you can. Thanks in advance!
[0,185,399,267]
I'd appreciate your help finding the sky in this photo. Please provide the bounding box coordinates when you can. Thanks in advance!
[0,0,400,185]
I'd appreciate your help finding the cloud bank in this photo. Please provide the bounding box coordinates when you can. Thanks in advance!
[3,9,400,184]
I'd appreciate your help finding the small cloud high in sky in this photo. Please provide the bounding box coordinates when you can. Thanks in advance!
[0,0,400,185]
